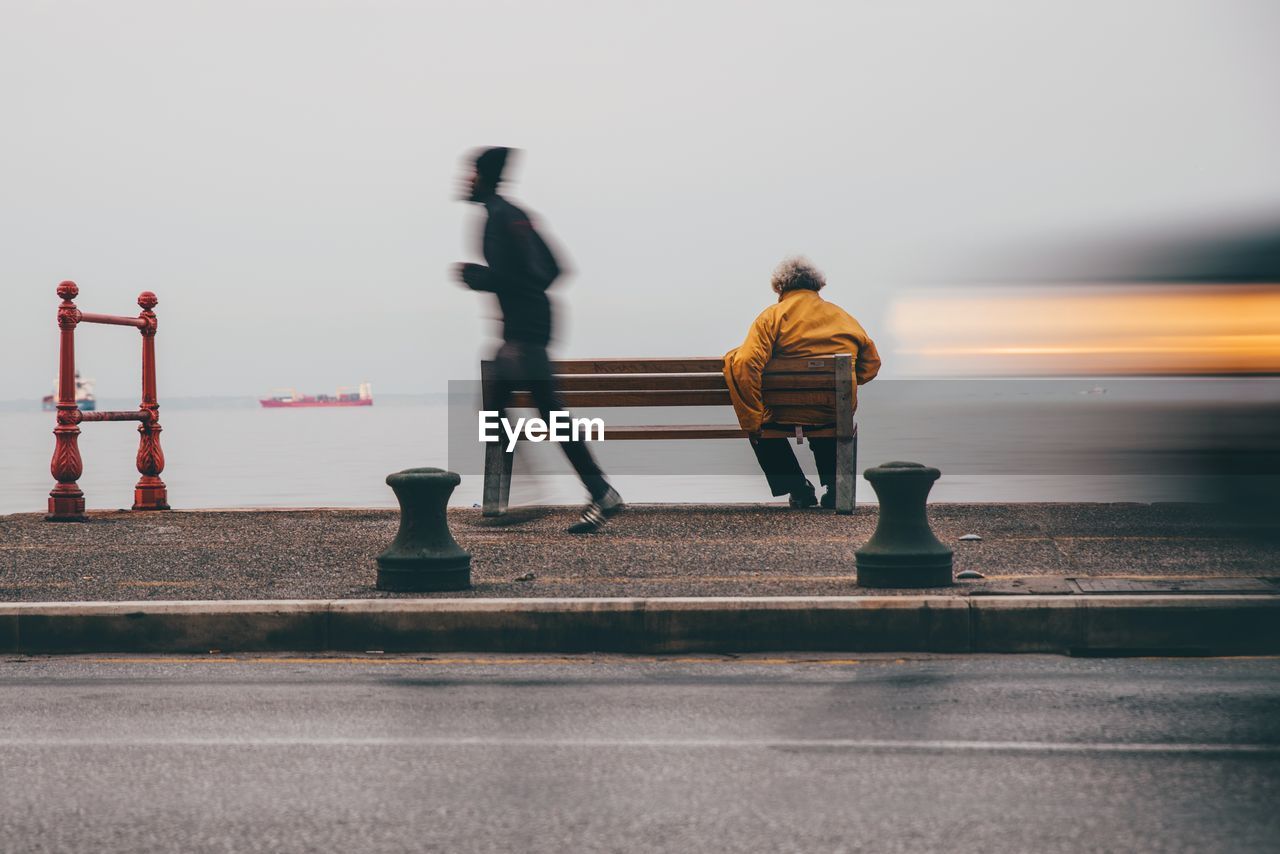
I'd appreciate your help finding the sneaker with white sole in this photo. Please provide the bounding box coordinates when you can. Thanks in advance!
[567,487,625,533]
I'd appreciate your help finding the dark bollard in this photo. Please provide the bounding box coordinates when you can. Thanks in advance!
[855,461,953,588]
[376,468,471,592]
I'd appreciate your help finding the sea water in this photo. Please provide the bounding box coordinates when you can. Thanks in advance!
[1,379,1276,515]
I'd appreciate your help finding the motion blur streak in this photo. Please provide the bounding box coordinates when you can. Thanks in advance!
[892,285,1280,376]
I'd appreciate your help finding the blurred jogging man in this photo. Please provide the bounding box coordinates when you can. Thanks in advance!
[454,147,623,533]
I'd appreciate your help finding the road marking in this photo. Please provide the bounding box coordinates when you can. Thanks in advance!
[0,738,1275,755]
[63,654,1277,666]
[79,656,682,665]
[77,656,877,665]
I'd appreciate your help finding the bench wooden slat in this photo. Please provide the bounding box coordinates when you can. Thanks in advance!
[602,425,840,440]
[548,356,841,375]
[758,426,838,439]
[508,389,835,408]
[551,374,835,392]
[555,374,726,391]
[509,390,729,408]
[605,424,745,440]
[549,358,723,374]
[764,357,838,373]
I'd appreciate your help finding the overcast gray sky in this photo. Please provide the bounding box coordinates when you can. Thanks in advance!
[3,0,1278,400]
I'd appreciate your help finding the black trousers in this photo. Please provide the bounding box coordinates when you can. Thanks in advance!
[487,341,610,500]
[750,425,836,497]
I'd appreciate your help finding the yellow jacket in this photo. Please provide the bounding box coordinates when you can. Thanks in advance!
[723,289,881,432]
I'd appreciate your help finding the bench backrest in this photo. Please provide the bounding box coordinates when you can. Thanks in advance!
[503,355,853,409]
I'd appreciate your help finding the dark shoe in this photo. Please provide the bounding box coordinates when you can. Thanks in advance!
[820,488,835,509]
[568,487,625,533]
[788,482,817,509]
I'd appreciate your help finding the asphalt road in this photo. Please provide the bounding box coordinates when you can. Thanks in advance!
[1,654,1277,853]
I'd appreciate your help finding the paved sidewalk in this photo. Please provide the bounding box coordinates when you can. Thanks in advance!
[2,503,1277,601]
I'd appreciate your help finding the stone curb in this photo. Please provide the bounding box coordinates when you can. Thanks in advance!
[2,596,1278,655]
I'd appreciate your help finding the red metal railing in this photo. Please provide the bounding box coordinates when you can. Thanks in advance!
[48,280,168,521]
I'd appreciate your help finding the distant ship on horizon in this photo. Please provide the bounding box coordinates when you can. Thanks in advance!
[41,372,96,411]
[260,382,373,408]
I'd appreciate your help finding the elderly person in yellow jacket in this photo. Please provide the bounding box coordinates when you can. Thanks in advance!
[724,257,881,508]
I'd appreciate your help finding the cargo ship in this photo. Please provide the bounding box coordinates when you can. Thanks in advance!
[260,382,373,408]
[41,372,96,411]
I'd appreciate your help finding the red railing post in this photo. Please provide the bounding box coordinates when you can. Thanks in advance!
[132,291,169,510]
[47,281,86,521]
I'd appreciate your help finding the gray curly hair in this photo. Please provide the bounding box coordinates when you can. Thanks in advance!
[771,256,826,294]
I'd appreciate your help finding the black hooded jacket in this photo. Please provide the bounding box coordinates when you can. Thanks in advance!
[463,193,562,345]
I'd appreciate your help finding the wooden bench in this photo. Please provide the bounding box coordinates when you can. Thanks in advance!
[480,354,858,516]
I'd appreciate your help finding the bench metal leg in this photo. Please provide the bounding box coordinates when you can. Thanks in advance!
[835,425,857,514]
[480,359,506,518]
[482,440,505,517]
[498,445,514,514]
[834,354,857,514]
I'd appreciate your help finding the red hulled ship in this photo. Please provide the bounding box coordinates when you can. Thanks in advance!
[260,382,373,408]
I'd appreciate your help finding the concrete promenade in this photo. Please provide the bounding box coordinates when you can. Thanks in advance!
[1,503,1277,655]
[2,503,1277,601]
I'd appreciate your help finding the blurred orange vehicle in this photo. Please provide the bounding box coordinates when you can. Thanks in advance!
[892,284,1280,377]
